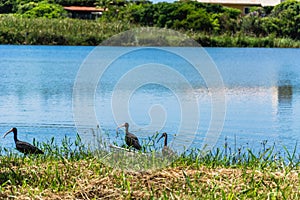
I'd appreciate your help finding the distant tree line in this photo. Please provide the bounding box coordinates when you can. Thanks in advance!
[113,0,299,40]
[0,0,299,44]
[117,2,241,34]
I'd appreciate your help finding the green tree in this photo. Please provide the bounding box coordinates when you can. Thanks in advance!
[271,0,300,39]
[0,0,16,13]
[96,0,130,21]
[16,1,66,18]
[217,7,241,34]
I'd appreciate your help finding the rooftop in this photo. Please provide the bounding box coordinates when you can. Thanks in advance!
[63,6,105,12]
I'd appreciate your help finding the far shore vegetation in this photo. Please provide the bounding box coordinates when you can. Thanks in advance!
[0,135,299,199]
[0,0,300,47]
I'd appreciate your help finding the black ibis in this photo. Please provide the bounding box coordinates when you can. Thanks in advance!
[3,127,44,155]
[117,122,142,150]
[158,132,175,156]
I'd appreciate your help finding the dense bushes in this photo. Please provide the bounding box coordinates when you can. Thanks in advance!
[120,1,241,34]
[0,0,97,12]
[0,0,15,13]
[116,0,300,40]
[239,0,300,40]
[16,1,66,18]
[0,0,299,46]
[1,14,300,47]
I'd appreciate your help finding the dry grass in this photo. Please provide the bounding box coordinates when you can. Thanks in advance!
[1,157,299,199]
[0,136,299,199]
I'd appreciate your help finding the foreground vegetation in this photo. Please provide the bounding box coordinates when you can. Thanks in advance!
[0,0,300,47]
[0,135,299,199]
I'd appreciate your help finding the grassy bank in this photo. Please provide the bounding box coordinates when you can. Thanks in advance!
[0,136,299,199]
[0,15,132,46]
[1,14,300,47]
[191,32,300,48]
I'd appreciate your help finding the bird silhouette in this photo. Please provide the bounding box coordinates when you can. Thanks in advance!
[117,122,142,150]
[158,132,175,157]
[3,127,44,155]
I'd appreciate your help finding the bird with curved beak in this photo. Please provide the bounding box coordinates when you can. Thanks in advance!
[116,122,142,150]
[158,132,175,157]
[3,127,44,155]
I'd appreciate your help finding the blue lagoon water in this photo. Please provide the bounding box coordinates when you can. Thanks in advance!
[0,45,299,155]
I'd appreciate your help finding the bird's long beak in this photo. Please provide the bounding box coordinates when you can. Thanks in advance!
[117,124,125,129]
[116,124,125,137]
[157,134,164,142]
[3,128,13,138]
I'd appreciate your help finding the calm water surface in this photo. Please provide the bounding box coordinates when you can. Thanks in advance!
[0,45,299,155]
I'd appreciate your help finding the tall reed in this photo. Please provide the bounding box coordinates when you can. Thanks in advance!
[1,14,300,47]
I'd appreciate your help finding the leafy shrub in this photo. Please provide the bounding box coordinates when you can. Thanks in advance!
[16,1,66,18]
[0,0,16,13]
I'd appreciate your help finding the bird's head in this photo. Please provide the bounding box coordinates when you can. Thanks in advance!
[158,132,167,142]
[3,127,17,138]
[123,123,129,128]
[117,122,129,129]
[116,122,129,136]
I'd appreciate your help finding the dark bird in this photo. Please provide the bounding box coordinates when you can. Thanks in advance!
[117,122,142,150]
[3,127,44,155]
[158,132,175,157]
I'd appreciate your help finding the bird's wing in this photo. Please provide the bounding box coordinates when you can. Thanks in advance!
[127,132,139,140]
[133,139,142,150]
[16,141,43,154]
[126,133,142,150]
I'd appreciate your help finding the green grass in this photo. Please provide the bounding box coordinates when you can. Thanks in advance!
[1,14,300,47]
[190,32,300,48]
[0,134,299,199]
[0,14,132,45]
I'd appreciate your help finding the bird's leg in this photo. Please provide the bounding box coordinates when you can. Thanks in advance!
[128,145,132,152]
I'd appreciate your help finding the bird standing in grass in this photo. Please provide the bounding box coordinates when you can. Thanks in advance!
[117,122,142,150]
[158,132,175,157]
[3,127,44,155]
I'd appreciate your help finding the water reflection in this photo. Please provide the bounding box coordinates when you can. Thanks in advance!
[277,84,293,104]
[272,77,295,147]
[1,46,300,156]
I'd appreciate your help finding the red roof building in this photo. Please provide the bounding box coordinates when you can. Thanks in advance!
[64,6,105,19]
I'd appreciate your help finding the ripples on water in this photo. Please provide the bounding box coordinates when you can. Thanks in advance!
[0,46,299,155]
